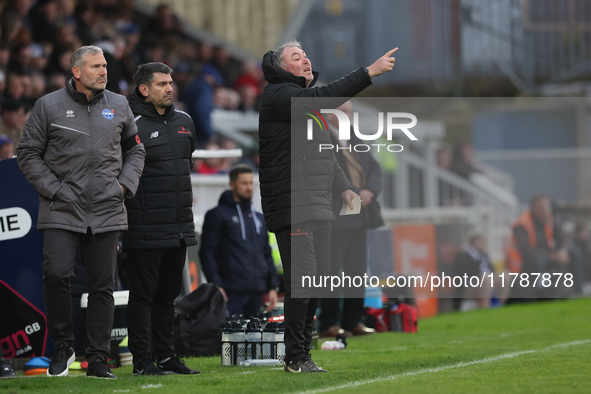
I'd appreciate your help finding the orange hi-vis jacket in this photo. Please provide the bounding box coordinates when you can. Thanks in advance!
[506,210,555,273]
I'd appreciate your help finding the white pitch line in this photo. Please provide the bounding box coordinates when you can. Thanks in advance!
[303,339,591,394]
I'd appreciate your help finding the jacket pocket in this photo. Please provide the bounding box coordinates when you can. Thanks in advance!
[50,182,75,211]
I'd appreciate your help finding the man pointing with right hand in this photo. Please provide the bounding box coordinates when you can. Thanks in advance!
[258,42,398,373]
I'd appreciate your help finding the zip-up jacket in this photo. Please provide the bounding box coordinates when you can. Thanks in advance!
[122,87,197,250]
[199,190,279,293]
[17,74,145,234]
[258,51,372,232]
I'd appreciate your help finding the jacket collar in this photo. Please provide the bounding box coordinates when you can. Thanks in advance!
[65,73,105,104]
[128,86,174,119]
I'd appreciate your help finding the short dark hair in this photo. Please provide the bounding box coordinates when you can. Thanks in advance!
[229,164,253,182]
[133,62,173,88]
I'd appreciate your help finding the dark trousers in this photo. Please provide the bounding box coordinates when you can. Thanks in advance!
[319,227,367,332]
[225,290,265,318]
[275,221,331,363]
[126,247,186,362]
[42,229,119,363]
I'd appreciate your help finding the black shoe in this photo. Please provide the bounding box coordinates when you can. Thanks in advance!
[133,358,166,376]
[47,344,75,377]
[284,357,327,373]
[86,359,117,379]
[1,359,15,378]
[157,354,200,375]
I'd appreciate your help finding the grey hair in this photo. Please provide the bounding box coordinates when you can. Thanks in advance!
[273,41,303,68]
[71,46,104,68]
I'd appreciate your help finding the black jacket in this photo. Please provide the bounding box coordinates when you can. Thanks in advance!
[122,88,197,250]
[330,131,383,230]
[258,51,372,232]
[199,190,279,293]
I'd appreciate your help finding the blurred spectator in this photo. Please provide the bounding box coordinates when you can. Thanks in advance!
[507,195,584,299]
[0,99,27,146]
[0,70,5,102]
[28,70,46,101]
[237,84,258,112]
[29,0,58,44]
[220,138,239,171]
[4,74,25,102]
[45,72,66,93]
[436,144,452,169]
[29,43,50,72]
[450,142,480,179]
[572,222,591,282]
[197,42,213,64]
[45,45,74,77]
[214,87,240,110]
[454,234,509,309]
[95,36,130,95]
[2,0,34,47]
[74,2,97,45]
[211,45,232,87]
[194,140,226,174]
[8,44,32,75]
[180,65,224,148]
[0,41,11,74]
[0,134,14,160]
[233,60,263,95]
[142,4,184,48]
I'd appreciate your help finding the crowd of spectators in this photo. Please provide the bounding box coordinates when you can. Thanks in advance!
[0,0,266,169]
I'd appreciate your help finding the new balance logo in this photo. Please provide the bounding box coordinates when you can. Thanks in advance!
[66,110,75,118]
[150,131,159,139]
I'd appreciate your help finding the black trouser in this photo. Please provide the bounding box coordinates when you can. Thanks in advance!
[126,247,186,362]
[275,221,331,363]
[42,229,119,363]
[319,227,367,332]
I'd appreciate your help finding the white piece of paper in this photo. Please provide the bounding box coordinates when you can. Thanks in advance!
[339,195,362,216]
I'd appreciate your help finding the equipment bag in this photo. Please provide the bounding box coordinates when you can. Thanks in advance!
[173,283,227,356]
[365,303,418,333]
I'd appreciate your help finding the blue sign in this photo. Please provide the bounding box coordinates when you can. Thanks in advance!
[0,158,46,355]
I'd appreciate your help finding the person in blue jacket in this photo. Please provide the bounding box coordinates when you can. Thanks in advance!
[199,164,279,318]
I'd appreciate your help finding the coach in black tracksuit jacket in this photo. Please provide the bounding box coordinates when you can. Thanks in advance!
[258,41,398,372]
[123,63,198,375]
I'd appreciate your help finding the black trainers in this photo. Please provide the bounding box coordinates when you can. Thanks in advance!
[1,359,15,378]
[47,344,75,377]
[284,357,327,373]
[86,359,117,379]
[157,354,200,375]
[133,358,166,376]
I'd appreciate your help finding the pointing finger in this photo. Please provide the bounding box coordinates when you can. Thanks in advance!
[385,47,399,57]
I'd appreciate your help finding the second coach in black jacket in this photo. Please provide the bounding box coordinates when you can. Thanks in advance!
[123,62,199,376]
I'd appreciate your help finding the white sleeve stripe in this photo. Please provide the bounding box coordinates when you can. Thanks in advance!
[174,109,192,119]
[134,115,142,122]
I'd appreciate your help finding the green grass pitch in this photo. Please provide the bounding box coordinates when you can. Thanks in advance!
[2,297,589,393]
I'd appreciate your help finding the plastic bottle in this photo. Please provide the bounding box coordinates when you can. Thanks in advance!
[245,319,262,360]
[320,334,347,350]
[261,321,277,359]
[231,321,246,365]
[239,359,281,367]
[221,321,233,366]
